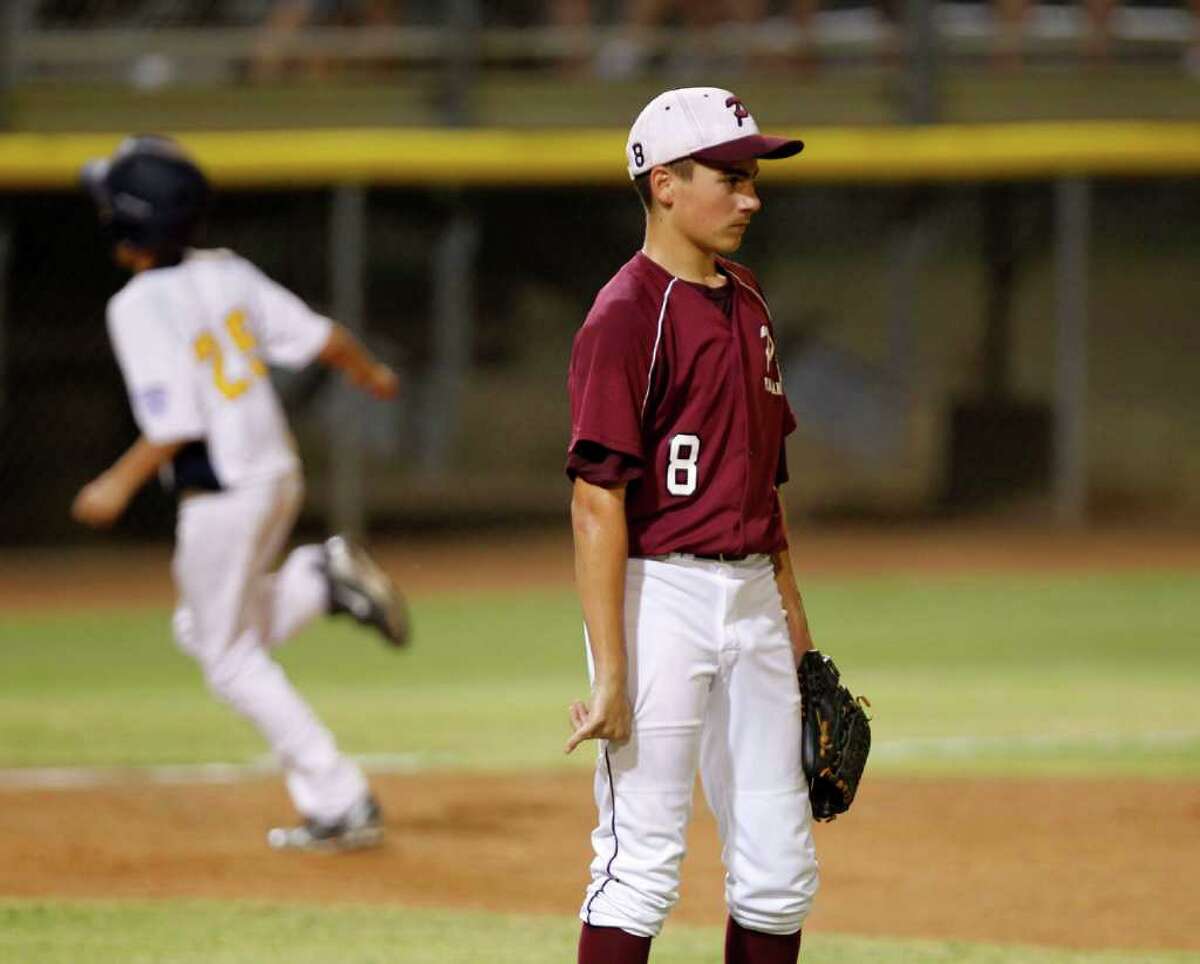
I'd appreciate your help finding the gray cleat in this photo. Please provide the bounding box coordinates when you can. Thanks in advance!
[267,794,384,853]
[323,535,410,648]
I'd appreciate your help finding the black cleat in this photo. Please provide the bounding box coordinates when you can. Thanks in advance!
[267,794,384,852]
[323,535,410,648]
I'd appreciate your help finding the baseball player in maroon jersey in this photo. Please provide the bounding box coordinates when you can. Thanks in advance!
[564,88,819,963]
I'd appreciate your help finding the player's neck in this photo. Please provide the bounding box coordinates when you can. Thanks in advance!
[124,251,159,274]
[115,243,177,274]
[642,225,723,287]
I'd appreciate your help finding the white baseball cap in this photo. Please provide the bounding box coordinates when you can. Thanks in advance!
[626,87,804,179]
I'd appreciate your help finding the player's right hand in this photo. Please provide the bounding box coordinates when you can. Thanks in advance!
[363,363,400,400]
[70,476,129,529]
[565,682,633,753]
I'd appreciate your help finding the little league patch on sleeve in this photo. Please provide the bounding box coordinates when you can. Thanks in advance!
[136,385,169,417]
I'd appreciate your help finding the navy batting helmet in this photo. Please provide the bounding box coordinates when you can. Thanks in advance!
[82,135,209,254]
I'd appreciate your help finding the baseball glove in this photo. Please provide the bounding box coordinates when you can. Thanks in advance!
[798,649,872,821]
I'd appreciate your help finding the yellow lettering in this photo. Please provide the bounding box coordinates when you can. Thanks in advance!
[193,309,265,400]
[225,309,267,379]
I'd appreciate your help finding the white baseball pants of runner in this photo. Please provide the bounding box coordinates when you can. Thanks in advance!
[580,554,819,938]
[170,469,369,824]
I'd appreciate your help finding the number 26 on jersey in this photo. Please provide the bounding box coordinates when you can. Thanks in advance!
[193,309,266,401]
[667,433,700,496]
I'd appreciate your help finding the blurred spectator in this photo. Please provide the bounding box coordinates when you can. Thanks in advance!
[35,0,230,27]
[992,0,1159,71]
[992,0,1029,70]
[250,0,400,81]
[547,0,821,78]
[1082,0,1118,61]
[592,0,726,79]
[546,0,592,72]
[1188,0,1200,78]
[730,0,820,70]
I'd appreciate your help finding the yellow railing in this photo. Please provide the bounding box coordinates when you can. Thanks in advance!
[3,121,1200,188]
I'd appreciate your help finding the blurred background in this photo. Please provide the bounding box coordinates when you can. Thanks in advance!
[2,11,1198,959]
[1,0,1198,545]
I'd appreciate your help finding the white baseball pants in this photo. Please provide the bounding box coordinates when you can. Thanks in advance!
[580,555,819,938]
[170,470,368,824]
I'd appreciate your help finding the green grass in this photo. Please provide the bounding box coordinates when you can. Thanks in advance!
[0,588,588,769]
[1,900,1195,964]
[1,571,1198,776]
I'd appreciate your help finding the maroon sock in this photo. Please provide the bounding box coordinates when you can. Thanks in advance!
[724,917,802,964]
[578,923,652,964]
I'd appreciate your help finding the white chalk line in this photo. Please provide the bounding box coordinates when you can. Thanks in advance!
[872,729,1200,760]
[1,733,1197,790]
[0,752,438,790]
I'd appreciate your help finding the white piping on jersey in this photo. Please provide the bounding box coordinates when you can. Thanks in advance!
[641,276,679,418]
[728,268,788,382]
[728,269,772,321]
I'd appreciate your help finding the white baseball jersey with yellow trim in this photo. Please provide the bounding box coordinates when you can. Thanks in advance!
[106,248,332,488]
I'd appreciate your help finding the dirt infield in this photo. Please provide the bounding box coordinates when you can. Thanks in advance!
[1,770,1197,951]
[5,524,1200,611]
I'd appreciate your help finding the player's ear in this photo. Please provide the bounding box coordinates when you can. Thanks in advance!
[649,166,675,209]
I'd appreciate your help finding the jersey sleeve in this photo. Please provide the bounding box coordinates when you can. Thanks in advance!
[566,442,646,486]
[106,294,204,445]
[566,297,655,473]
[245,261,334,370]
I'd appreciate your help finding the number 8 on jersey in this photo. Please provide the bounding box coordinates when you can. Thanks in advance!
[666,433,700,497]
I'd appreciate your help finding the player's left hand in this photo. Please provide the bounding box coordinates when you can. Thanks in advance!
[71,475,131,528]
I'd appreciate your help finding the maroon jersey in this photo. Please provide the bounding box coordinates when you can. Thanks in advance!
[567,251,797,557]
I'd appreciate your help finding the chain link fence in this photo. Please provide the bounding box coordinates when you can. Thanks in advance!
[2,175,1199,544]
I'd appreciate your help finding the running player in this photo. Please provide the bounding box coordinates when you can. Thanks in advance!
[565,88,819,962]
[72,135,408,852]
